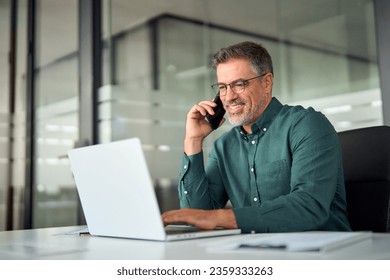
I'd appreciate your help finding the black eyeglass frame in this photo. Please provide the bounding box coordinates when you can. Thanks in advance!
[211,73,267,96]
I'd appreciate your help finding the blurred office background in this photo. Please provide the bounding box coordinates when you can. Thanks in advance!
[0,0,389,231]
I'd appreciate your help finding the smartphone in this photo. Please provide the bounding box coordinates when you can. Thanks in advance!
[206,94,226,130]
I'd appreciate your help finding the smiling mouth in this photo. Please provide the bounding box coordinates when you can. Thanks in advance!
[226,102,245,114]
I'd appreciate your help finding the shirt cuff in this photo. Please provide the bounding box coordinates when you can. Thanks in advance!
[233,207,268,233]
[180,151,204,180]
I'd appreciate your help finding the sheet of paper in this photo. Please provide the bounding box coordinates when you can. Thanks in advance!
[238,231,372,252]
[205,231,372,253]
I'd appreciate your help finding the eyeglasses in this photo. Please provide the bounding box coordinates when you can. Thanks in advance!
[211,73,266,96]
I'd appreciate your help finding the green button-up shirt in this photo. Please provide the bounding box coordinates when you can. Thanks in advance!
[179,97,351,233]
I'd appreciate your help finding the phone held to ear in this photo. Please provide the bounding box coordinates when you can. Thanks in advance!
[206,94,226,130]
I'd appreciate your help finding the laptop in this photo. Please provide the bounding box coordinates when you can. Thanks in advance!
[67,137,241,241]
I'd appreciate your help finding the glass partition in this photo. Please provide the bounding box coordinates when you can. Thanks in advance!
[0,0,11,230]
[32,0,79,228]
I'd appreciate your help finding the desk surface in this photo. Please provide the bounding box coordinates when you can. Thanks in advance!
[0,226,389,260]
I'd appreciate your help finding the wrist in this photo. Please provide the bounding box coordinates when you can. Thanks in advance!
[215,209,238,229]
[184,137,203,155]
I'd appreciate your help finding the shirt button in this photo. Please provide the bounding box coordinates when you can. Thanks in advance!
[184,165,187,169]
[263,127,267,132]
[184,191,188,195]
[251,168,254,172]
[251,140,255,145]
[253,197,258,202]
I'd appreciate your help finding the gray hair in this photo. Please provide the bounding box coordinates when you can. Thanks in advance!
[212,41,273,76]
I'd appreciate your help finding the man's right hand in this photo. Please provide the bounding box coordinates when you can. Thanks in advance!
[184,100,225,155]
[162,208,237,230]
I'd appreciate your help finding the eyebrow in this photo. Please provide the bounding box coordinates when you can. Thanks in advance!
[217,78,246,85]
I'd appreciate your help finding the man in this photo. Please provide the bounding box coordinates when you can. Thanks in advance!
[162,41,351,233]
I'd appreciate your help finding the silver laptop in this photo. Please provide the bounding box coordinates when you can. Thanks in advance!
[67,138,241,241]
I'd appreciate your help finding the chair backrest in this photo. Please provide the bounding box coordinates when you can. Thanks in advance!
[338,125,390,232]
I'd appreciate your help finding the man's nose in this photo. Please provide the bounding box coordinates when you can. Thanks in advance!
[224,86,238,101]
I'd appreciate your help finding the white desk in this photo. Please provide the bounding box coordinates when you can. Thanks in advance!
[0,226,389,260]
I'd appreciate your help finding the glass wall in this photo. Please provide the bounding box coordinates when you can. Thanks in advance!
[32,0,79,228]
[12,0,28,230]
[0,0,11,230]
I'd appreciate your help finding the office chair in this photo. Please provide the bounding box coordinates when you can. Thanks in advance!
[338,125,390,232]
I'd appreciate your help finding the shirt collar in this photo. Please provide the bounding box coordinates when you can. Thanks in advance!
[240,97,283,135]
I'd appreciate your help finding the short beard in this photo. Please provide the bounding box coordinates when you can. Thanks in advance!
[227,100,263,127]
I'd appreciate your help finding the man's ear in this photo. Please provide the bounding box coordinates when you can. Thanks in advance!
[263,73,273,92]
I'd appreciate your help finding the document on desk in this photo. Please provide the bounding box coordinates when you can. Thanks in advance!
[206,231,371,253]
